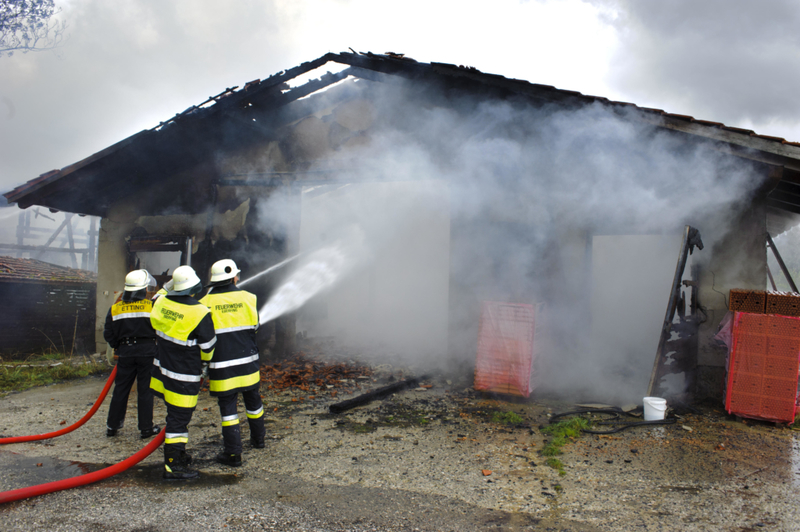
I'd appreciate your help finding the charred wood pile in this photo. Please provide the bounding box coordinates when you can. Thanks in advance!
[258,352,375,400]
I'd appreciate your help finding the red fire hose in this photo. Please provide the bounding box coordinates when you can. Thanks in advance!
[0,366,169,504]
[0,428,165,504]
[0,365,117,445]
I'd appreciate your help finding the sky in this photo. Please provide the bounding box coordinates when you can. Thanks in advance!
[2,0,800,195]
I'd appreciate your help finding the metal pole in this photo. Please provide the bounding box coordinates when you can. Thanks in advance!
[766,233,798,293]
[766,263,777,291]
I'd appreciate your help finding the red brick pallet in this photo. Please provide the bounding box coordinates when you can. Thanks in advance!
[725,312,800,423]
[474,301,536,397]
[728,289,800,316]
[766,292,800,317]
[729,289,766,313]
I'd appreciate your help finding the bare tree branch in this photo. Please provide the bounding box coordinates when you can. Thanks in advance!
[0,0,66,57]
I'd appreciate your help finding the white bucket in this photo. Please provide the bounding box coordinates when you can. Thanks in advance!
[643,397,667,421]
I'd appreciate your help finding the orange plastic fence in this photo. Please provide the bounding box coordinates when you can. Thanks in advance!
[474,301,536,397]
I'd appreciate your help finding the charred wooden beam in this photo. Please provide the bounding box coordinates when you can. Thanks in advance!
[328,376,429,414]
[648,225,703,397]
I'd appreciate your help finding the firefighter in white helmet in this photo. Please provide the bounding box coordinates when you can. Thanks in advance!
[200,259,266,467]
[150,265,216,480]
[103,269,160,439]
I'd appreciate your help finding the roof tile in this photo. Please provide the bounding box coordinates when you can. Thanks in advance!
[0,257,96,284]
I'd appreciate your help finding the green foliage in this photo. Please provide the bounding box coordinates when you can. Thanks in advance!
[0,355,107,395]
[351,423,375,434]
[545,458,566,476]
[491,411,524,425]
[540,416,591,461]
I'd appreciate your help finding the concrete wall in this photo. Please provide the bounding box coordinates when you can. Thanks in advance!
[590,234,684,398]
[95,216,136,353]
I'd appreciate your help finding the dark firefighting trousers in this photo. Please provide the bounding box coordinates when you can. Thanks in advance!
[217,388,266,454]
[164,403,195,457]
[107,355,155,432]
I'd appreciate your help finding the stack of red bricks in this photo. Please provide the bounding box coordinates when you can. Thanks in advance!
[726,289,800,423]
[729,289,800,316]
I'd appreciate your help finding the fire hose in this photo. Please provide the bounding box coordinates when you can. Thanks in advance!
[0,365,118,445]
[0,366,166,504]
[0,428,165,504]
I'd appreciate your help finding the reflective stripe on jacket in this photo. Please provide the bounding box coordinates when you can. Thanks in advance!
[200,285,261,396]
[150,295,216,409]
[103,297,157,357]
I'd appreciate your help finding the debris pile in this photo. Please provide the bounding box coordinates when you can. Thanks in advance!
[259,352,374,399]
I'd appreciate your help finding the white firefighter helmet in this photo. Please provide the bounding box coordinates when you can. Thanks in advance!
[124,269,155,292]
[171,265,201,293]
[209,259,240,283]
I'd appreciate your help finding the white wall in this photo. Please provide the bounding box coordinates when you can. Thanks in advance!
[589,234,684,397]
[297,180,451,361]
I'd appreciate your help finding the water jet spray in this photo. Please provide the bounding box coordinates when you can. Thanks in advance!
[238,253,302,288]
[258,241,360,325]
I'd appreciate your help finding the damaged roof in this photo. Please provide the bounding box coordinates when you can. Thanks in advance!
[0,257,96,284]
[6,50,800,232]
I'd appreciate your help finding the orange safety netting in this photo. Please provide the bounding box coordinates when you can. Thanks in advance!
[726,312,800,423]
[474,301,536,397]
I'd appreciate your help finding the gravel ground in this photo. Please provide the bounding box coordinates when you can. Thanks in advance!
[0,349,798,531]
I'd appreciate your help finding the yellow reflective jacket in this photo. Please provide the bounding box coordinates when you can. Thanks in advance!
[200,284,260,396]
[149,294,216,409]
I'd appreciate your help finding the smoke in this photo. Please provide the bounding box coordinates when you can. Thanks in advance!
[257,234,366,325]
[252,78,765,402]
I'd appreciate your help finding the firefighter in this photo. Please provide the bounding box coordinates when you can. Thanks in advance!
[150,265,216,480]
[104,269,160,439]
[200,259,266,467]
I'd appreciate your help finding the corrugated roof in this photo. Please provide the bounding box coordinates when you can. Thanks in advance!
[0,257,96,284]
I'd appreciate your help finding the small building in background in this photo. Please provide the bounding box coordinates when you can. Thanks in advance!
[0,257,96,356]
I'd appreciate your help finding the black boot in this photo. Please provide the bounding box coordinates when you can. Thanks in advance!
[250,435,266,449]
[215,452,242,467]
[140,425,161,439]
[163,448,198,480]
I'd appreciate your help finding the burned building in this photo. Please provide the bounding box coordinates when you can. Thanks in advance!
[6,51,800,403]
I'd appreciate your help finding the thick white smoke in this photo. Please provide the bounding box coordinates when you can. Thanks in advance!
[252,79,766,402]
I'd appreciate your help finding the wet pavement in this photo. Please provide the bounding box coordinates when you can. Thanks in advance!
[0,362,798,531]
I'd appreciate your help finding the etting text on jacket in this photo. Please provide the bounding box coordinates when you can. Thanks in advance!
[104,296,157,358]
